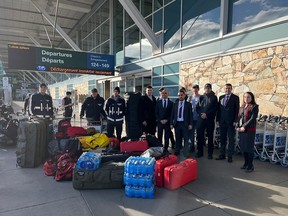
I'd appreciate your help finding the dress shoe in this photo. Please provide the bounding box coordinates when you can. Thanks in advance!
[195,152,203,158]
[207,155,213,160]
[240,165,248,169]
[228,157,233,163]
[215,155,226,160]
[245,166,254,173]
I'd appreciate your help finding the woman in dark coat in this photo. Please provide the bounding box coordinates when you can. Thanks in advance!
[236,92,259,172]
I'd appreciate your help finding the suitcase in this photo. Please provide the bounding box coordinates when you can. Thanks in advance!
[155,155,178,187]
[164,159,197,190]
[120,140,148,153]
[73,161,125,189]
[16,119,50,168]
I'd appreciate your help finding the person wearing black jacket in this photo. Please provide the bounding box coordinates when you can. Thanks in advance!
[104,87,126,140]
[62,91,73,119]
[155,88,173,152]
[80,88,106,125]
[216,84,240,163]
[29,83,53,118]
[141,85,157,135]
[196,83,218,159]
[170,89,193,156]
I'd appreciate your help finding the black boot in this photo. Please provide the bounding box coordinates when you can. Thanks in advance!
[240,152,248,169]
[246,152,254,172]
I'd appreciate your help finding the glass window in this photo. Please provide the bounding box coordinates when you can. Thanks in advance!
[229,0,288,32]
[67,84,73,92]
[163,75,179,86]
[153,0,163,11]
[163,63,179,75]
[126,77,134,92]
[55,87,59,99]
[141,0,152,17]
[124,25,140,63]
[165,86,179,97]
[152,66,162,76]
[101,1,109,22]
[152,77,161,86]
[182,0,221,47]
[113,0,124,65]
[101,41,110,54]
[119,79,125,94]
[164,0,173,5]
[125,12,134,29]
[141,34,152,59]
[135,77,142,93]
[101,21,110,43]
[153,9,163,32]
[164,1,181,52]
[143,76,151,89]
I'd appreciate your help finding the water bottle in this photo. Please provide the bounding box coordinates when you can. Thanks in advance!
[134,186,141,198]
[138,174,145,187]
[145,186,155,199]
[125,185,133,197]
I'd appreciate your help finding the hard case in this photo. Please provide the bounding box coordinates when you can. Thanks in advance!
[164,158,197,190]
[155,155,178,187]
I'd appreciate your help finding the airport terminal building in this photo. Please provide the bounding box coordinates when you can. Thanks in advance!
[1,0,288,115]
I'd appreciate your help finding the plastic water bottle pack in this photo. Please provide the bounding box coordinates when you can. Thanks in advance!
[124,156,156,199]
[76,152,101,170]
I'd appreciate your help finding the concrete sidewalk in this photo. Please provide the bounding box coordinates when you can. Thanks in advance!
[0,101,288,216]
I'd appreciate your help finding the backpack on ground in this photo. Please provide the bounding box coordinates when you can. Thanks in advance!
[55,119,72,138]
[54,153,78,181]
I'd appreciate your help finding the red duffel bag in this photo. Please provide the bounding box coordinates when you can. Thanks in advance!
[66,126,87,137]
[120,140,148,153]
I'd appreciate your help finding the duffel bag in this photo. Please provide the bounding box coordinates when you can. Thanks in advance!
[55,153,78,181]
[66,126,87,137]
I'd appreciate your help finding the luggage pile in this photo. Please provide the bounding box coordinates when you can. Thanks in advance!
[124,157,156,199]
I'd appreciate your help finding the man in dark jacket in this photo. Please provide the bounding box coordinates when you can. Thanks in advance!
[170,89,193,155]
[62,91,73,119]
[216,83,239,163]
[196,83,218,159]
[104,87,126,140]
[141,85,157,135]
[80,88,106,125]
[29,83,53,118]
[155,88,173,152]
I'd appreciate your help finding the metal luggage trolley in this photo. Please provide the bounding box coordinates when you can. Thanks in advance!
[281,125,288,167]
[84,118,107,134]
[213,124,221,149]
[269,117,287,165]
[253,115,267,158]
[259,115,279,162]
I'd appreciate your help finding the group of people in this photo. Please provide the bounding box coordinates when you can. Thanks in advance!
[26,82,259,173]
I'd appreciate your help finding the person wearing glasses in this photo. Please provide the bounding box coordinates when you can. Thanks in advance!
[29,83,53,118]
[170,89,193,156]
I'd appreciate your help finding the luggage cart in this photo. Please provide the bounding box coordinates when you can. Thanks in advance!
[213,125,221,149]
[254,115,267,158]
[281,126,288,167]
[259,116,279,162]
[270,117,287,164]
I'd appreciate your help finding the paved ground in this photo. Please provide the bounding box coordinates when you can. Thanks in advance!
[0,101,288,216]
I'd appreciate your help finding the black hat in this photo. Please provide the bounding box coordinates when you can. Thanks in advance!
[204,83,212,89]
[91,88,98,93]
[114,87,120,93]
[39,83,47,88]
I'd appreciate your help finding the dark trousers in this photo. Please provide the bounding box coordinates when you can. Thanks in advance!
[107,122,123,140]
[157,122,170,149]
[197,119,215,156]
[174,122,189,153]
[219,121,236,157]
[142,120,157,135]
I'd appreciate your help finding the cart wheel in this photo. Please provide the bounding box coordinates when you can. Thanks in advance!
[280,158,288,168]
[269,156,278,165]
[259,152,267,162]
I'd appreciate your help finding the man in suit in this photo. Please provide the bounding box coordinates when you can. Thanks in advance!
[155,88,173,152]
[216,83,240,163]
[170,89,193,155]
[196,83,218,159]
[141,85,157,135]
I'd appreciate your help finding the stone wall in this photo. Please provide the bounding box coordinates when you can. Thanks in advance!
[180,44,288,116]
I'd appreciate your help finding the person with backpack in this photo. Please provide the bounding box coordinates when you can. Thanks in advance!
[104,87,126,140]
[80,88,106,125]
[62,91,74,120]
